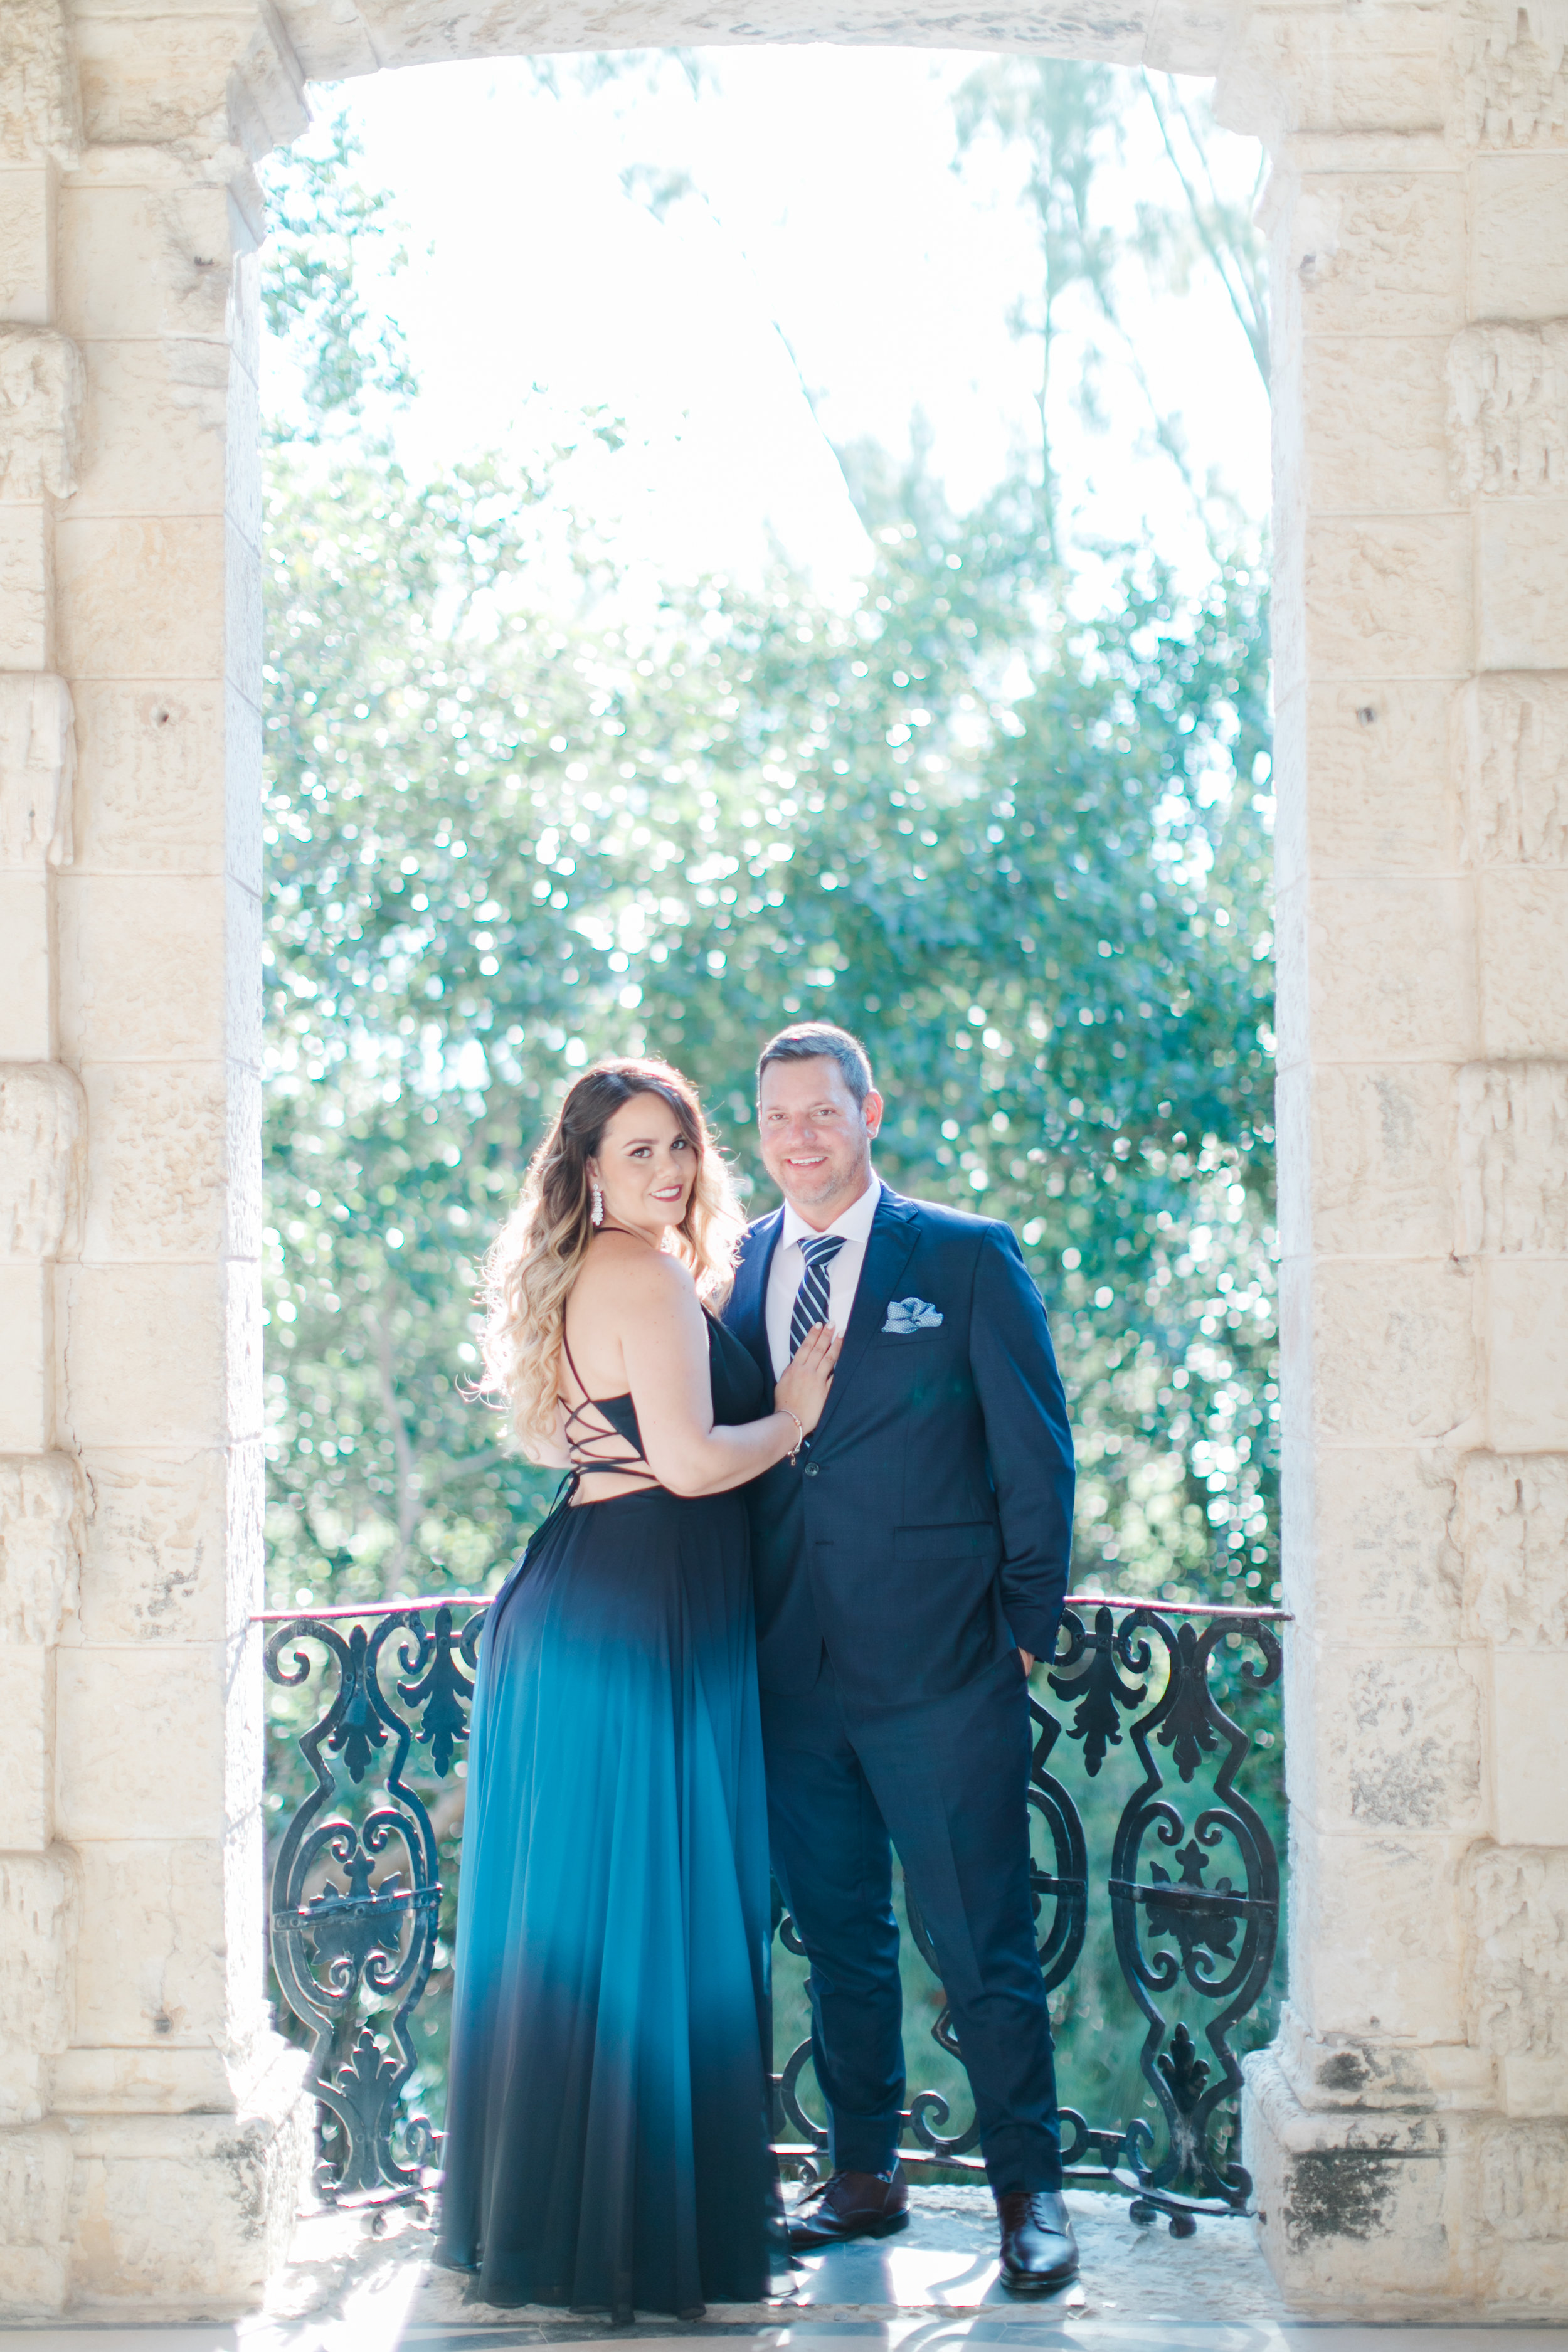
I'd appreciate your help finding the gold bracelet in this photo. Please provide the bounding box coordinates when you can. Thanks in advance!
[781,1410,805,1464]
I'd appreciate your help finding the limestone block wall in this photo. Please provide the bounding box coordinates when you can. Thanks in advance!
[0,0,307,2317]
[1226,0,1568,2315]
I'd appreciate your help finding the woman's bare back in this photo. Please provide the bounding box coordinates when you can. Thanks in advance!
[561,1231,681,1502]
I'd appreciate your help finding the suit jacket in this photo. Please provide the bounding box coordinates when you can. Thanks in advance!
[723,1181,1076,1712]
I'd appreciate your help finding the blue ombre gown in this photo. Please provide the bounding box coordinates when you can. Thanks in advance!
[437,1316,775,2316]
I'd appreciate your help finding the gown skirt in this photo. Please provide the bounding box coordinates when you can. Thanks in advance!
[436,1436,775,2314]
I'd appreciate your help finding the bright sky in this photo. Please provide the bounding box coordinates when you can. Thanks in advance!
[282,50,1271,604]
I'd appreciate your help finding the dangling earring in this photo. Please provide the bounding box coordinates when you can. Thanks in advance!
[590,1178,605,1228]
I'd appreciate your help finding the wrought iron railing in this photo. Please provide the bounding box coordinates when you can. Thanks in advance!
[261,1591,1283,2238]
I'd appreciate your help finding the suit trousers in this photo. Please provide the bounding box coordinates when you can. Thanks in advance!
[760,1649,1062,2195]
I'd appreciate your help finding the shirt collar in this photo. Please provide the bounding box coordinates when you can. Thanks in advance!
[781,1174,881,1255]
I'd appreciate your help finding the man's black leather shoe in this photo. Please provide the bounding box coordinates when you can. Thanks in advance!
[787,2164,909,2252]
[995,2190,1079,2293]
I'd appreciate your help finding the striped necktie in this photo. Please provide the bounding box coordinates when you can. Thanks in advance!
[790,1234,845,1358]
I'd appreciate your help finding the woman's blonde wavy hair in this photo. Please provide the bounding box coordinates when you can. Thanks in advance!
[478,1057,743,1458]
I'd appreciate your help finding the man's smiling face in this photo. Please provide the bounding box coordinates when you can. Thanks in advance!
[758,1055,883,1230]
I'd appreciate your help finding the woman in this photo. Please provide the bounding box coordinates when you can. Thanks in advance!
[437,1057,839,2319]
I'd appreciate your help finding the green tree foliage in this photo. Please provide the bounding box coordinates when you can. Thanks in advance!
[264,440,1274,1610]
[262,83,1277,1623]
[1139,72,1270,391]
[952,61,1123,557]
[262,110,418,435]
[953,60,1269,548]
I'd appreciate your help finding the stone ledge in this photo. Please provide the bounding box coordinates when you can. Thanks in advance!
[51,2042,238,2115]
[1244,2043,1568,2317]
[1275,2001,1493,2115]
[56,2036,310,2316]
[1242,2045,1459,2312]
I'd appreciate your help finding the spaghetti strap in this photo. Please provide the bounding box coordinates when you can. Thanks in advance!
[561,1324,590,1402]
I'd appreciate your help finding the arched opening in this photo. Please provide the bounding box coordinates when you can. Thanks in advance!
[7,0,1565,2322]
[257,41,1281,2305]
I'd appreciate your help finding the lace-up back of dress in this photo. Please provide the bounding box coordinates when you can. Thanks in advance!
[560,1327,659,1487]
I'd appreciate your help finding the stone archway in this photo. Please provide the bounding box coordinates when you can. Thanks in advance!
[2,0,1566,2318]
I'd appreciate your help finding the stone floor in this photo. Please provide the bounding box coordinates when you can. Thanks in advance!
[3,2191,1564,2351]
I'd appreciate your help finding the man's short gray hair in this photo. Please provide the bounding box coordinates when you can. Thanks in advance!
[756,1022,874,1106]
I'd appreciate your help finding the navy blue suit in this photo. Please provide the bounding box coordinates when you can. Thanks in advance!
[724,1181,1076,2192]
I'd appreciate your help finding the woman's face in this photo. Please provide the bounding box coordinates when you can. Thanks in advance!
[589,1093,697,1237]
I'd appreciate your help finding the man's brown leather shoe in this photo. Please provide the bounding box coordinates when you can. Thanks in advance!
[995,2190,1079,2293]
[787,2164,910,2252]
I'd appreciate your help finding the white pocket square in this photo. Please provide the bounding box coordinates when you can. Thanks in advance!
[883,1296,944,1334]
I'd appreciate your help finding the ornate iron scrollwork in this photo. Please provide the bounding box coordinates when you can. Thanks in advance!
[264,1602,487,2212]
[263,1591,1282,2230]
[768,1599,1281,2225]
[1103,1608,1283,2227]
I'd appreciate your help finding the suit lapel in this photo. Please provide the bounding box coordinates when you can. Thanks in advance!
[728,1207,782,1380]
[810,1184,920,1446]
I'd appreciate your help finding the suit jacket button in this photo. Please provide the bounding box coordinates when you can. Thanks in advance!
[802,1463,820,1478]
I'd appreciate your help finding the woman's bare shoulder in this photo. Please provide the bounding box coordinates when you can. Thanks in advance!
[580,1236,696,1304]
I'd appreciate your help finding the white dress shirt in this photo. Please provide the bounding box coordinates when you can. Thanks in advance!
[765,1175,882,1380]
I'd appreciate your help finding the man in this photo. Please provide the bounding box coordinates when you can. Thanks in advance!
[723,1021,1078,2294]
